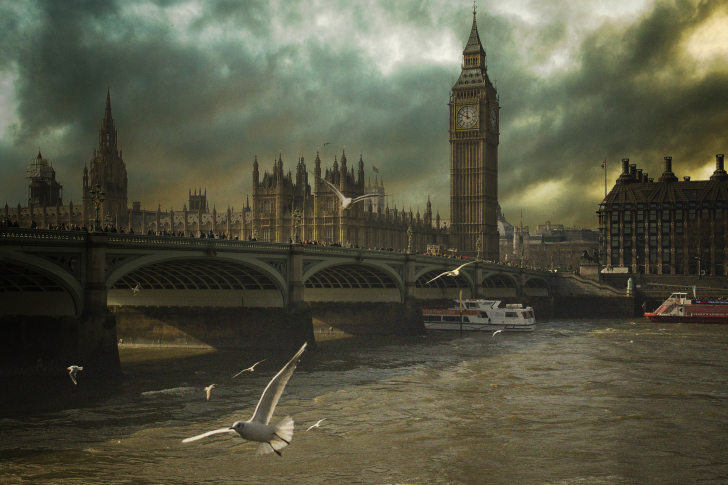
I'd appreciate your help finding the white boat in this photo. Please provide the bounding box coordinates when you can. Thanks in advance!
[422,299,537,332]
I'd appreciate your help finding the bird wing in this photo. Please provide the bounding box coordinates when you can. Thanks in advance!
[426,272,446,284]
[350,194,383,204]
[456,260,477,271]
[69,371,77,385]
[312,173,345,202]
[182,427,234,443]
[250,342,307,425]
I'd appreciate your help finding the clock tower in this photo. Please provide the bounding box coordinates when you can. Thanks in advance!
[449,7,499,261]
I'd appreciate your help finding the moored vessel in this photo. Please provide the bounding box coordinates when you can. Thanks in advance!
[644,292,728,323]
[423,299,537,332]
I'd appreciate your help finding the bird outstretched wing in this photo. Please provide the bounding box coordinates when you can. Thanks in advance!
[251,342,307,425]
[182,427,234,443]
[426,272,447,285]
[455,260,477,271]
[351,194,383,204]
[311,173,345,202]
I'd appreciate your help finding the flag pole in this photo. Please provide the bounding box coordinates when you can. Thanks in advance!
[604,158,607,199]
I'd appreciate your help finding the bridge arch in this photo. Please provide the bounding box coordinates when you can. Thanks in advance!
[106,253,288,307]
[0,249,83,316]
[524,276,550,296]
[303,259,404,302]
[481,272,519,298]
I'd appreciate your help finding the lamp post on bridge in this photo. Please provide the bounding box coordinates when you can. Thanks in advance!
[407,225,413,254]
[253,229,259,241]
[292,209,302,244]
[476,236,481,262]
[89,184,105,232]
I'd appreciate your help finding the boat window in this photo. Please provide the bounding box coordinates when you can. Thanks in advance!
[478,311,488,318]
[505,312,517,318]
[462,317,470,323]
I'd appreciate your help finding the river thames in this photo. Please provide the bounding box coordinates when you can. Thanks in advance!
[1,317,727,484]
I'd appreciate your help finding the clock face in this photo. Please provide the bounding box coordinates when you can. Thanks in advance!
[456,105,478,129]
[490,107,497,130]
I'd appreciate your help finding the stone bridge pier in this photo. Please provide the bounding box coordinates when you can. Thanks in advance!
[79,234,122,378]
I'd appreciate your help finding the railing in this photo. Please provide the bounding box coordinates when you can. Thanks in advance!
[0,227,88,244]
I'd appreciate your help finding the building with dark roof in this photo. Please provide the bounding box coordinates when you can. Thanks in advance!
[597,155,728,275]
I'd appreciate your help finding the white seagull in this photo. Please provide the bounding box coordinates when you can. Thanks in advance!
[232,359,267,378]
[492,329,503,338]
[204,384,215,401]
[183,342,308,456]
[311,172,381,209]
[67,365,83,385]
[425,260,477,285]
[132,283,142,296]
[306,419,326,432]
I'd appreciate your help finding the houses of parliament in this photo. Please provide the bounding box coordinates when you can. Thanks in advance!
[4,11,500,260]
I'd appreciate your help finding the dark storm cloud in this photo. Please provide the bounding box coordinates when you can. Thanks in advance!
[495,0,728,227]
[1,0,726,228]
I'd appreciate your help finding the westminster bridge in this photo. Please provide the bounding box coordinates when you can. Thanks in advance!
[0,228,625,375]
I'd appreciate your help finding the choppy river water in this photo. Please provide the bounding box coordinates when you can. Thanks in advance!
[1,318,727,484]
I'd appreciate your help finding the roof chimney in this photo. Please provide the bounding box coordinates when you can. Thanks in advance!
[618,158,632,184]
[710,154,727,181]
[659,156,678,183]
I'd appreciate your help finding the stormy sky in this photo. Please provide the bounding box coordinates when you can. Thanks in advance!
[1,0,727,229]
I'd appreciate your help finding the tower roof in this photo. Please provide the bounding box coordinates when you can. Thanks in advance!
[463,8,485,56]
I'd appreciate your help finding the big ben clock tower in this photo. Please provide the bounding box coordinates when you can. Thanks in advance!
[449,6,499,261]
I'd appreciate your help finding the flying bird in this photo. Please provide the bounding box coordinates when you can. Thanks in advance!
[204,384,215,401]
[492,329,503,337]
[311,172,381,209]
[306,419,326,432]
[323,142,330,146]
[67,365,83,385]
[233,359,267,378]
[132,283,142,296]
[183,342,308,456]
[425,260,477,285]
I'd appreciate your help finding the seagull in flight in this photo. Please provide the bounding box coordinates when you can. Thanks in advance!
[425,260,477,285]
[204,384,215,401]
[132,283,142,296]
[233,359,267,378]
[311,172,381,209]
[306,419,326,432]
[67,365,83,385]
[183,342,308,456]
[492,329,503,337]
[323,142,331,146]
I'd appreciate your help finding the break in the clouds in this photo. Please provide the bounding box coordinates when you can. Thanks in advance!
[0,0,727,229]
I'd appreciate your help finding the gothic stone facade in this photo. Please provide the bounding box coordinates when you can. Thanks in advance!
[249,151,448,251]
[449,9,499,260]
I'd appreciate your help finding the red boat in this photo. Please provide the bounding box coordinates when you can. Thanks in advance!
[644,292,728,323]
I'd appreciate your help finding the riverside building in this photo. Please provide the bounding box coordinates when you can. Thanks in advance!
[598,155,728,275]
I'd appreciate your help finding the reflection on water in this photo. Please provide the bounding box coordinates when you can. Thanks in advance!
[2,319,728,484]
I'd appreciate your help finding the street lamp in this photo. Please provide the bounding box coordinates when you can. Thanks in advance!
[476,237,481,262]
[89,184,105,232]
[253,229,259,241]
[407,225,413,254]
[292,209,302,244]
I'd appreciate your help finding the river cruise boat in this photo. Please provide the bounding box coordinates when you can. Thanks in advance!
[422,299,537,332]
[644,292,728,324]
